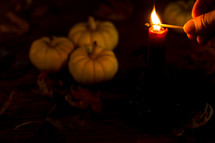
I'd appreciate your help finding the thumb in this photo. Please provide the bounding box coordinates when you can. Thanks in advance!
[184,10,215,35]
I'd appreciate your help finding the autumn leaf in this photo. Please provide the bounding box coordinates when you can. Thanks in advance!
[65,86,102,112]
[0,90,14,116]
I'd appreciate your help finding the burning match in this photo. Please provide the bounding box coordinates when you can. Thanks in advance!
[145,23,184,30]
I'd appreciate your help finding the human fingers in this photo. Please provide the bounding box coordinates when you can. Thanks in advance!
[196,35,209,44]
[184,10,215,35]
[192,0,215,17]
[185,34,209,45]
[184,10,215,41]
[187,33,195,40]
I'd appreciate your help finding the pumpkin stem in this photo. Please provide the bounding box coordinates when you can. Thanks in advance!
[49,36,56,48]
[88,16,96,30]
[92,41,97,53]
[85,42,97,59]
[89,41,97,59]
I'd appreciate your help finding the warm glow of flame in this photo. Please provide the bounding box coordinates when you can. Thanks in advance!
[151,7,162,31]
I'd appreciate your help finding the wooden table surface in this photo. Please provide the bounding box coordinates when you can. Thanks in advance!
[1,0,215,143]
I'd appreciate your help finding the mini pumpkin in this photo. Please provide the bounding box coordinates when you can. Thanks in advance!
[29,36,75,72]
[68,16,119,50]
[68,42,118,85]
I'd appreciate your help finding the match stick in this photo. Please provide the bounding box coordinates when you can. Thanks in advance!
[145,23,184,29]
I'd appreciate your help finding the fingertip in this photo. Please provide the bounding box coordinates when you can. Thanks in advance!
[184,20,196,34]
[187,34,195,40]
[192,4,200,18]
[197,35,208,45]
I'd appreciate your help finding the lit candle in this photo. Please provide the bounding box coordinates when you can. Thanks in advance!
[147,6,168,70]
[148,6,168,46]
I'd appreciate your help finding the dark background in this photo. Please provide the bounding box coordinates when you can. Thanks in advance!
[1,0,215,142]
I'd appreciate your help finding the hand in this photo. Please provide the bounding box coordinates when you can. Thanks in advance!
[183,0,215,47]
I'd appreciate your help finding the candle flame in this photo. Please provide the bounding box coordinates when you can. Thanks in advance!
[151,6,162,31]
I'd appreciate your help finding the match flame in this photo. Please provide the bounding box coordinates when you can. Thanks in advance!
[151,6,162,31]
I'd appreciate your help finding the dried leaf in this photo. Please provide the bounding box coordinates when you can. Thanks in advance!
[35,72,53,98]
[65,86,102,112]
[0,90,14,116]
[185,103,214,129]
[14,122,33,129]
[45,105,65,130]
[11,0,33,12]
[184,46,215,75]
[46,117,65,130]
[37,78,53,97]
[59,114,92,129]
[0,12,29,35]
[171,127,184,137]
[45,105,93,130]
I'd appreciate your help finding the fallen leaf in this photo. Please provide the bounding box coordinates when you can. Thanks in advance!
[65,86,102,112]
[0,90,14,116]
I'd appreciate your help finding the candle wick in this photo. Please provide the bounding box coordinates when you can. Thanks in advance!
[145,23,150,27]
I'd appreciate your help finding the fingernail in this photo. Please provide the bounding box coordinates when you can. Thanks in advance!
[184,20,196,34]
[187,33,195,40]
[197,35,208,45]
